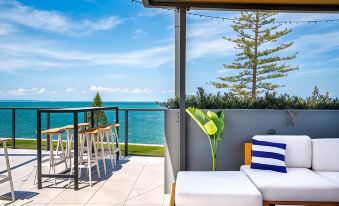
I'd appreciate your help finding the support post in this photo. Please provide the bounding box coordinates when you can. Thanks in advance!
[11,109,16,149]
[37,111,42,189]
[73,112,79,190]
[124,110,128,156]
[175,8,187,171]
[46,112,50,151]
[90,111,94,128]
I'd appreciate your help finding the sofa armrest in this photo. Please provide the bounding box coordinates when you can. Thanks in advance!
[245,143,252,165]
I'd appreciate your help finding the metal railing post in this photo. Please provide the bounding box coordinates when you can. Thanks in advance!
[73,112,79,190]
[90,111,94,128]
[124,110,128,156]
[46,112,50,151]
[11,109,16,149]
[37,110,42,189]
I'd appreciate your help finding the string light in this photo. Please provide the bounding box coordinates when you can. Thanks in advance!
[131,0,339,25]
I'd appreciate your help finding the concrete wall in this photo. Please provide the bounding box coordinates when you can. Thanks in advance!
[164,109,339,193]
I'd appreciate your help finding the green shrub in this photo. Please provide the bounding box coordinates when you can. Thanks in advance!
[158,87,339,110]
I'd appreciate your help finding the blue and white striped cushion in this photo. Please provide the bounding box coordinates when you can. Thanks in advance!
[251,139,287,173]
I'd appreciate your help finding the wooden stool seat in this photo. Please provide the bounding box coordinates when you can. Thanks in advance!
[63,123,90,130]
[79,128,99,135]
[99,123,120,128]
[42,128,65,134]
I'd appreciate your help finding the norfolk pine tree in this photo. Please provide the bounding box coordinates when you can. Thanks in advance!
[211,12,298,100]
[88,92,108,127]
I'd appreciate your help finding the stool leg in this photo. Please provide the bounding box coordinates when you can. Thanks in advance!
[49,137,56,186]
[92,135,101,179]
[3,141,15,201]
[59,133,68,169]
[99,131,107,175]
[114,127,121,160]
[105,130,114,169]
[86,134,92,187]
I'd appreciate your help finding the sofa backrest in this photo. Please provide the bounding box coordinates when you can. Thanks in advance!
[312,138,339,171]
[252,135,312,168]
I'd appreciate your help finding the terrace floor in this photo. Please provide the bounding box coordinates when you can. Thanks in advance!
[0,148,167,206]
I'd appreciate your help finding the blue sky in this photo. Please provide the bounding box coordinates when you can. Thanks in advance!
[0,0,338,101]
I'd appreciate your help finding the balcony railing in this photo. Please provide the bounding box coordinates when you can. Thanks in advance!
[0,107,166,156]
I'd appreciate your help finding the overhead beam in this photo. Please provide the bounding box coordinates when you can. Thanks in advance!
[175,8,187,171]
[143,1,339,12]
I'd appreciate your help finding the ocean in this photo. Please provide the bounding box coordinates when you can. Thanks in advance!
[0,101,164,145]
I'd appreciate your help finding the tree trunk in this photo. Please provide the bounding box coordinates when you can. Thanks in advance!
[252,12,259,100]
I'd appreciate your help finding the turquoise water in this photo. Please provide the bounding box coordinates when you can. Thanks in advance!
[0,101,164,145]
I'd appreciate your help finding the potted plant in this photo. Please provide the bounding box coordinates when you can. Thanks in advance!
[186,107,224,171]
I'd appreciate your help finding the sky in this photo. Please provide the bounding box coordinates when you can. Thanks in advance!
[0,0,338,101]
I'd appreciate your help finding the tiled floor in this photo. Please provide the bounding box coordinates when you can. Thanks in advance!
[0,148,166,206]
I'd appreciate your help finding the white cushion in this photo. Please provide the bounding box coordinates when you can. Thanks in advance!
[241,165,339,202]
[316,172,339,185]
[253,135,312,168]
[312,138,339,171]
[175,171,262,206]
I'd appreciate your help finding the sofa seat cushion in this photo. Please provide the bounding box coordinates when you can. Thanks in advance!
[316,172,339,185]
[312,138,339,171]
[253,135,312,168]
[241,165,339,202]
[175,171,262,206]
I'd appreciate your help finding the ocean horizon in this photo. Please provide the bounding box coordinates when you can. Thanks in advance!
[0,101,165,145]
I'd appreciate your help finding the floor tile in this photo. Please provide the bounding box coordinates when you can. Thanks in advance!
[48,190,96,204]
[87,190,130,204]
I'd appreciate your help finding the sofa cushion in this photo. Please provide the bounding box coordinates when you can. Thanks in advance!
[251,139,287,173]
[316,172,339,185]
[253,135,312,168]
[312,138,339,171]
[175,171,262,206]
[241,165,339,202]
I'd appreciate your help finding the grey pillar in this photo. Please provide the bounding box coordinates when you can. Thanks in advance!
[175,8,187,171]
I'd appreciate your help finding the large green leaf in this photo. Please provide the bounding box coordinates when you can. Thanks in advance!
[186,108,224,140]
[207,111,218,121]
[186,107,208,135]
[204,120,217,135]
[214,118,224,140]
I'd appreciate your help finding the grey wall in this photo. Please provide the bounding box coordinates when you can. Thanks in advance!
[164,110,180,193]
[164,109,339,193]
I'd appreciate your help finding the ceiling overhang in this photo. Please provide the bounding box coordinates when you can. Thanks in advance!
[142,0,339,12]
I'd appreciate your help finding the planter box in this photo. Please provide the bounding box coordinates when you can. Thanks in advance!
[164,109,339,193]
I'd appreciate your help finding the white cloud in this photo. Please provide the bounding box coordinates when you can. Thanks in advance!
[161,89,174,93]
[187,20,234,60]
[8,88,46,96]
[65,88,77,93]
[0,38,173,71]
[0,0,122,36]
[0,23,16,35]
[293,67,339,77]
[132,29,146,39]
[65,88,87,94]
[89,86,152,94]
[292,31,339,56]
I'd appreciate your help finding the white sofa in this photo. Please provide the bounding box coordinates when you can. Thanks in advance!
[241,135,339,205]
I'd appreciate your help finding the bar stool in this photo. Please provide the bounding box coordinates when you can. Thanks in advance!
[97,126,115,174]
[78,128,101,186]
[110,123,121,161]
[0,139,15,201]
[40,128,67,185]
[63,123,90,168]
